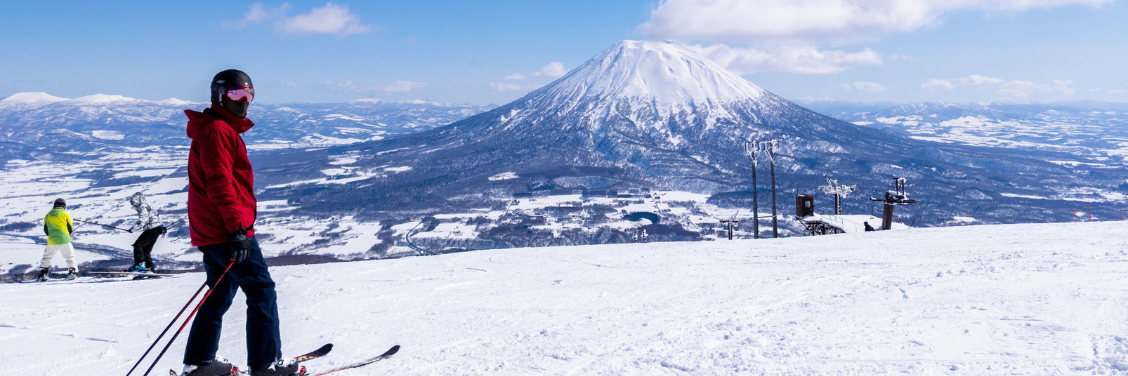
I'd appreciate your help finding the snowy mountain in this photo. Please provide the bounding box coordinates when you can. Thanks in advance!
[272,41,1109,231]
[0,93,493,160]
[0,91,68,108]
[5,221,1128,375]
[803,100,1128,164]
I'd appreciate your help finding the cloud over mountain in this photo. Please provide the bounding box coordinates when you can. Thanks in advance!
[640,0,1111,74]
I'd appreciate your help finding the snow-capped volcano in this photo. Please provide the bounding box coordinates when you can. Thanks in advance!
[286,40,1079,225]
[332,40,915,186]
[536,40,766,115]
[465,40,802,150]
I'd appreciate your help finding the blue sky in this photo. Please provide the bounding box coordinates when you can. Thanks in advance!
[1,1,1124,105]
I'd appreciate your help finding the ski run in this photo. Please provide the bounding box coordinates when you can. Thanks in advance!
[3,221,1128,375]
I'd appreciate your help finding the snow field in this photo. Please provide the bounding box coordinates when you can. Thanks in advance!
[3,221,1128,375]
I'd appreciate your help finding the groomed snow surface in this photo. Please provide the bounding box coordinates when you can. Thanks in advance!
[4,221,1128,375]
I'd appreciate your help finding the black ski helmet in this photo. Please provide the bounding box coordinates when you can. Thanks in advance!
[210,69,253,104]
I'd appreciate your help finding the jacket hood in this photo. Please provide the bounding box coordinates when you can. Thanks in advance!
[185,103,255,139]
[129,192,146,208]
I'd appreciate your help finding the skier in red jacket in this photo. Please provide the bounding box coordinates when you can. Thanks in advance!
[179,69,298,376]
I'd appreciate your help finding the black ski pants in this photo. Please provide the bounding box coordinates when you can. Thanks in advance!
[183,237,282,367]
[132,227,161,269]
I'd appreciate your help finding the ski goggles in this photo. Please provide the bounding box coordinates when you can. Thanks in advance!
[225,86,254,103]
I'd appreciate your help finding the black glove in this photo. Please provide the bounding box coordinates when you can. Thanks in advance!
[229,228,251,263]
[157,225,167,236]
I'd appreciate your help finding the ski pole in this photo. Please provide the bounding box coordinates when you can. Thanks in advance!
[143,259,236,376]
[126,279,211,376]
[75,166,184,230]
[73,218,133,233]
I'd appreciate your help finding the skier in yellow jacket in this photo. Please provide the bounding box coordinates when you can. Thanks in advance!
[38,198,78,281]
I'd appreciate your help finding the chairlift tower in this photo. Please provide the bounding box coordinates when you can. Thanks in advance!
[719,219,740,240]
[765,141,779,238]
[744,141,760,239]
[745,140,781,239]
[868,177,919,230]
[821,173,852,212]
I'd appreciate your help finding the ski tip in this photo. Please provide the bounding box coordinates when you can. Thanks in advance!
[383,345,400,357]
[319,343,334,355]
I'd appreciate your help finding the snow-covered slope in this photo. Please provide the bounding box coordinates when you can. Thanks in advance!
[4,221,1128,375]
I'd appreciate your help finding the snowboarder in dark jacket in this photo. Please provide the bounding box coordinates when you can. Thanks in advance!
[179,69,297,376]
[864,221,876,232]
[124,192,166,272]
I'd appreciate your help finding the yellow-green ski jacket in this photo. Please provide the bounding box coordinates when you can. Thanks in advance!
[43,207,73,245]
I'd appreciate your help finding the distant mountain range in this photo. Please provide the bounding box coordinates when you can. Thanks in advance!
[0,93,493,162]
[801,100,1128,165]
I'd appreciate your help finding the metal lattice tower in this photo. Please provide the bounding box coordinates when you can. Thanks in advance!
[818,175,856,215]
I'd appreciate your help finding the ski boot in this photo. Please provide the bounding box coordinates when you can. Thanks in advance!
[67,267,78,280]
[124,263,147,273]
[180,356,234,376]
[250,358,302,376]
[36,267,49,282]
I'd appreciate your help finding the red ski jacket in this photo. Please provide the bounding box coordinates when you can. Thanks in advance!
[185,104,257,246]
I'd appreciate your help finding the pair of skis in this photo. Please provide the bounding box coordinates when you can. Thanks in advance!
[171,344,400,376]
[88,271,167,280]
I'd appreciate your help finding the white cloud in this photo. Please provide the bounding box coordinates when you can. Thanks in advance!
[922,79,956,90]
[922,75,1004,90]
[1110,89,1126,94]
[640,0,1109,75]
[691,44,882,74]
[225,3,290,29]
[958,75,1005,85]
[382,81,426,93]
[887,53,914,61]
[842,82,886,92]
[998,79,1075,97]
[325,80,424,93]
[227,2,373,37]
[923,76,1075,96]
[998,80,1039,97]
[640,0,1111,44]
[794,96,839,104]
[532,62,567,77]
[504,73,525,80]
[490,82,524,92]
[281,81,299,88]
[1052,80,1076,95]
[277,2,372,37]
[327,80,364,92]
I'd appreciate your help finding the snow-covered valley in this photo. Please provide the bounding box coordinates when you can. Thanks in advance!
[3,221,1128,375]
